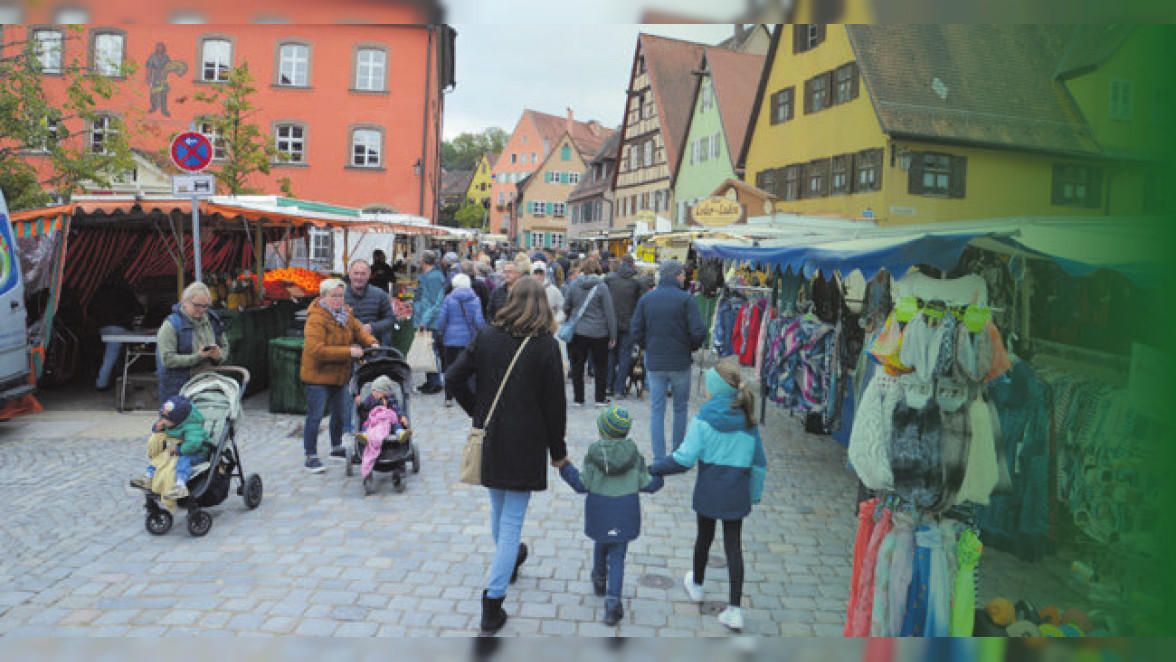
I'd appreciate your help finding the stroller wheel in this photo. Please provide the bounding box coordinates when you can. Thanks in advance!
[344,444,354,477]
[145,510,173,536]
[187,510,213,537]
[363,473,375,496]
[410,443,420,474]
[243,473,263,510]
[391,472,406,493]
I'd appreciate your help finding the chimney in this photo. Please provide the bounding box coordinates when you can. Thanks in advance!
[588,120,601,135]
[734,23,746,44]
[567,107,574,121]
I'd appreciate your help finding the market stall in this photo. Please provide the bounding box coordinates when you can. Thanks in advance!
[692,214,1168,637]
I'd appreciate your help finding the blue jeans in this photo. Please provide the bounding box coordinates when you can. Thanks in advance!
[97,325,128,389]
[593,541,628,607]
[486,488,531,599]
[608,330,634,394]
[647,368,691,460]
[175,454,202,484]
[303,383,349,457]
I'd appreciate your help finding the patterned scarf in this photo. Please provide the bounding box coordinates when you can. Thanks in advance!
[320,299,349,326]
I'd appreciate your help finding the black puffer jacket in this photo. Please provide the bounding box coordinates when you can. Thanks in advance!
[604,263,646,333]
[446,325,567,490]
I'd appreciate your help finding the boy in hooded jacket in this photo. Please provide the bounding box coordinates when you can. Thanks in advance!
[557,406,662,626]
[130,395,210,500]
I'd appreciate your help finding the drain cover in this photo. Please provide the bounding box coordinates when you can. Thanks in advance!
[707,554,727,568]
[700,600,727,616]
[638,574,674,589]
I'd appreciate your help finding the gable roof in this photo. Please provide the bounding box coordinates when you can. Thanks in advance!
[640,33,711,175]
[440,169,474,196]
[483,152,499,169]
[1054,25,1136,80]
[715,24,772,52]
[847,25,1100,155]
[706,47,765,173]
[568,130,622,203]
[525,110,615,159]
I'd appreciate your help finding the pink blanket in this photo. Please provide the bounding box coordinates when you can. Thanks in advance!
[362,405,397,478]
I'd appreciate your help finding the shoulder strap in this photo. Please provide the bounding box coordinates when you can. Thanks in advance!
[484,336,531,428]
[573,283,600,320]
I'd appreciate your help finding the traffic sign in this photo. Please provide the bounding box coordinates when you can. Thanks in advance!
[171,132,214,172]
[172,174,215,197]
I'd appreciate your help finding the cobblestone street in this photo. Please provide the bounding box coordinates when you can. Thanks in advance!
[0,369,1075,637]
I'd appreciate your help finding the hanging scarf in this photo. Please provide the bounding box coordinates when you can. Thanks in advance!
[320,299,350,326]
[949,529,983,636]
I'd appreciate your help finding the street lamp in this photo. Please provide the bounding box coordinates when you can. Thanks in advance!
[413,158,422,177]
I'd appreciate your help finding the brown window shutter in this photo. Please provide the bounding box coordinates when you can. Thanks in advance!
[1051,164,1065,205]
[1086,166,1103,208]
[949,155,967,199]
[804,78,813,114]
[908,151,925,195]
[817,24,827,45]
[819,158,831,196]
[850,63,860,100]
[793,24,802,53]
[849,152,858,192]
[872,149,883,190]
[786,86,795,121]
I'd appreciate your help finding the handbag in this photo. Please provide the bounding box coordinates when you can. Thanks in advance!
[555,283,600,343]
[406,329,438,373]
[459,336,531,486]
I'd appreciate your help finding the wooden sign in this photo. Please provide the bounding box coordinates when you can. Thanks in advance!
[691,196,743,227]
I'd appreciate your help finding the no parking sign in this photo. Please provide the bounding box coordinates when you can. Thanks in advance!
[171,131,214,172]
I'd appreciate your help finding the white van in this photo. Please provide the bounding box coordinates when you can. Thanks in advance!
[0,190,33,406]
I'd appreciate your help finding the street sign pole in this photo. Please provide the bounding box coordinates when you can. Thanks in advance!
[192,195,202,282]
[171,129,214,283]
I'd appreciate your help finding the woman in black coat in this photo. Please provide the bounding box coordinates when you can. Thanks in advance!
[445,276,568,635]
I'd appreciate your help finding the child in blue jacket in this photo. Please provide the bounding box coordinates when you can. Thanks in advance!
[558,406,662,626]
[650,360,767,632]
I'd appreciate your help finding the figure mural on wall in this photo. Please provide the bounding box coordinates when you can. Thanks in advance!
[145,42,188,117]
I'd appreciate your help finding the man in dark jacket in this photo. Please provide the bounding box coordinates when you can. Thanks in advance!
[630,259,706,460]
[369,249,395,292]
[486,261,521,322]
[344,259,394,346]
[604,255,646,397]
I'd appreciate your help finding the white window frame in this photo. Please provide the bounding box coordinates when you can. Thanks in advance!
[355,47,387,92]
[274,123,306,164]
[1109,78,1134,121]
[28,114,60,153]
[530,231,545,248]
[351,128,382,168]
[200,37,232,82]
[90,115,117,154]
[197,119,227,161]
[552,202,566,216]
[309,227,334,264]
[644,140,653,167]
[33,28,64,74]
[550,232,565,249]
[569,172,580,184]
[277,42,309,87]
[531,201,545,216]
[91,30,126,77]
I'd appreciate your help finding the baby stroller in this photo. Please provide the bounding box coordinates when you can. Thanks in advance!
[140,367,263,537]
[346,347,419,495]
[620,345,646,399]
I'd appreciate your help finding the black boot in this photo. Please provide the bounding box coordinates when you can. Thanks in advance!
[510,542,528,584]
[603,597,624,626]
[480,590,507,635]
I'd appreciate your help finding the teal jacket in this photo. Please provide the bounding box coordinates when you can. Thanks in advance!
[650,394,767,520]
[163,407,210,458]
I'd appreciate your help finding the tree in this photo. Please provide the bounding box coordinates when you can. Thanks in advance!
[441,127,508,171]
[454,201,488,229]
[190,61,292,196]
[0,27,137,210]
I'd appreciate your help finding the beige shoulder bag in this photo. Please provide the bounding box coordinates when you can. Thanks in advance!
[459,336,531,485]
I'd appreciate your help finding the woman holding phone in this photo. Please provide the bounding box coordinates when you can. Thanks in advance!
[156,282,230,406]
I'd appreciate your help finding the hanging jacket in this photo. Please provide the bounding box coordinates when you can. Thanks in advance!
[156,304,228,406]
[650,393,767,520]
[559,436,656,543]
[436,286,486,349]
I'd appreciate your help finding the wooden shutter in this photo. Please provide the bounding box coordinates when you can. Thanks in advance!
[793,24,803,53]
[1086,166,1103,208]
[949,155,967,199]
[822,71,833,110]
[908,151,925,195]
[819,158,831,196]
[804,78,813,114]
[872,149,882,191]
[816,24,827,45]
[850,63,860,100]
[1051,164,1065,205]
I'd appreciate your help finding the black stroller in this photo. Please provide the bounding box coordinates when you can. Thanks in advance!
[619,345,646,399]
[345,347,419,495]
[137,367,263,537]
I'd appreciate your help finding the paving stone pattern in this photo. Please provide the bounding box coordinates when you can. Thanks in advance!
[0,367,1074,636]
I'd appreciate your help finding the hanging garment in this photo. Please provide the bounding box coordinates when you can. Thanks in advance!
[900,524,934,636]
[776,266,803,316]
[955,398,1000,505]
[922,522,952,637]
[753,308,775,377]
[849,506,893,636]
[869,520,898,637]
[930,380,972,513]
[844,499,879,636]
[887,509,917,637]
[899,311,956,383]
[949,528,983,636]
[891,382,944,509]
[848,373,900,490]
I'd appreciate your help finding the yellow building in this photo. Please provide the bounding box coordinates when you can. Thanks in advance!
[465,152,498,207]
[740,25,1165,225]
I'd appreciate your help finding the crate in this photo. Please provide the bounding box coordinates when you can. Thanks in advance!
[117,374,158,412]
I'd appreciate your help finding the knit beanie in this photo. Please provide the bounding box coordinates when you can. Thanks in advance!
[371,375,394,395]
[658,259,684,281]
[160,395,192,425]
[705,367,737,398]
[597,405,632,439]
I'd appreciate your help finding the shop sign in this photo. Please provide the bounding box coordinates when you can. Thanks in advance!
[691,196,743,227]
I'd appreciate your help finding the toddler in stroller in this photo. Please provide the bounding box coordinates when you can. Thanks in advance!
[347,348,419,494]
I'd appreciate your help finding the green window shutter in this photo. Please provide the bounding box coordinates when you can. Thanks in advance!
[545,202,553,214]
[545,171,551,183]
[561,145,571,161]
[561,172,569,184]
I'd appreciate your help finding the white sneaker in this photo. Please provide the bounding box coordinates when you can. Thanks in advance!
[717,606,743,631]
[682,572,704,603]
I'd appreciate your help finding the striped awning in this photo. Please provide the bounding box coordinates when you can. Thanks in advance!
[13,214,66,238]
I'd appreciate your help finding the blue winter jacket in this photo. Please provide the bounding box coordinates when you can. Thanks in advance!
[412,267,447,330]
[436,287,486,349]
[559,437,659,543]
[630,282,707,372]
[650,394,767,520]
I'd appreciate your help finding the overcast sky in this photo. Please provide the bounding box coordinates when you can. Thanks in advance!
[443,23,741,141]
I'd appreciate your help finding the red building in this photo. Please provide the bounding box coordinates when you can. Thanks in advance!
[4,20,455,219]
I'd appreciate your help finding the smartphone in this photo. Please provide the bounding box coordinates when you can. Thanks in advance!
[202,345,217,351]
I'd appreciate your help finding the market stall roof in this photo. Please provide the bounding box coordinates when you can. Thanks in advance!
[693,215,1164,288]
